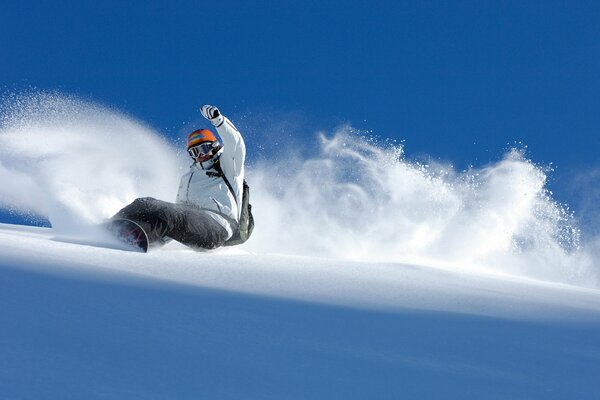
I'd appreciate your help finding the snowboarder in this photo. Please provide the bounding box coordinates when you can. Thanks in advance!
[110,105,248,251]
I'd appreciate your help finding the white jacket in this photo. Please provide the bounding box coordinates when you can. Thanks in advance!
[176,115,246,236]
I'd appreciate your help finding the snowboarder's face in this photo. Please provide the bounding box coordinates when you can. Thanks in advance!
[188,142,215,163]
[194,153,213,163]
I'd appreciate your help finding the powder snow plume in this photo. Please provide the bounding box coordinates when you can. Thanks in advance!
[0,92,598,287]
[0,92,185,234]
[245,127,599,287]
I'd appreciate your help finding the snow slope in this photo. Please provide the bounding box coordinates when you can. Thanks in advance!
[2,93,600,398]
[2,223,600,399]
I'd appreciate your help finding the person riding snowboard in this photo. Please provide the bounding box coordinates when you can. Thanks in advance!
[111,105,247,250]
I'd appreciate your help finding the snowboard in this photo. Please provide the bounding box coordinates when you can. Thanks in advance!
[103,218,149,253]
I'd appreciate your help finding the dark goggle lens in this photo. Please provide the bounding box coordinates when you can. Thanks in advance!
[188,142,214,158]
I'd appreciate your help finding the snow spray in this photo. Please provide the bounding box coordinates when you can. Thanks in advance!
[0,92,598,287]
[0,92,184,234]
[246,127,599,287]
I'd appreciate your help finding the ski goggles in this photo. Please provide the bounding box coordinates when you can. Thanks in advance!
[188,142,214,158]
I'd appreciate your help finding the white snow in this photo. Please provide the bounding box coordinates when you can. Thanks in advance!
[1,223,600,399]
[2,93,600,398]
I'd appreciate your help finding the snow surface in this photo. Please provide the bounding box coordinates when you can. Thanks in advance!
[2,93,600,398]
[2,223,600,399]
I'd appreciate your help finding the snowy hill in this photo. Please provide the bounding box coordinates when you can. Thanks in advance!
[2,93,600,399]
[2,222,600,399]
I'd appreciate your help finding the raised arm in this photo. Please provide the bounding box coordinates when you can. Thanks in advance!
[200,104,246,178]
[200,105,245,152]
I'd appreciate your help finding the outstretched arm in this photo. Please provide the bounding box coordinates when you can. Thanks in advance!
[200,104,246,211]
[200,105,245,154]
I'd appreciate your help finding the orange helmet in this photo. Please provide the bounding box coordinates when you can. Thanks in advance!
[187,129,218,149]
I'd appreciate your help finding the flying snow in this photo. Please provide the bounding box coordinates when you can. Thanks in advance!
[0,92,185,234]
[247,128,596,286]
[0,92,598,287]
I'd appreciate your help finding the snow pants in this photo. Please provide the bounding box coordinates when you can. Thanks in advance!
[112,197,231,250]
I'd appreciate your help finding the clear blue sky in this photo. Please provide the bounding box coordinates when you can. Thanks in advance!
[1,0,599,209]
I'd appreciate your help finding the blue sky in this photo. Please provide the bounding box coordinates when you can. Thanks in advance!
[1,0,599,214]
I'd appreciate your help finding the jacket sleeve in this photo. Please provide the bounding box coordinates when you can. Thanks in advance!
[215,116,246,174]
[215,115,246,212]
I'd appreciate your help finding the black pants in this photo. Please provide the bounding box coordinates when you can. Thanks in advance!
[112,197,231,250]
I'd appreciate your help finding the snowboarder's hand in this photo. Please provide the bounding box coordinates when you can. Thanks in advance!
[200,105,224,127]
